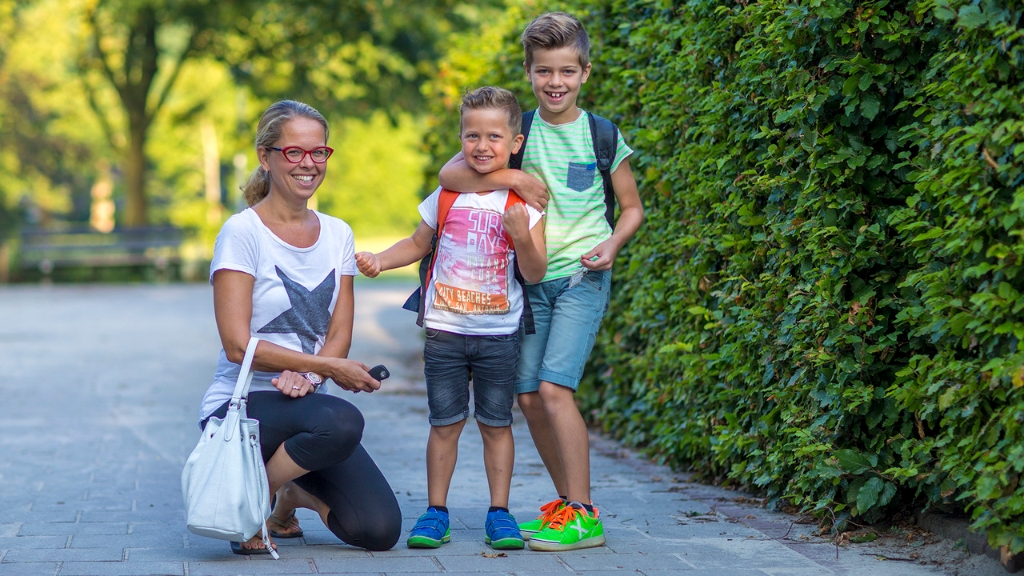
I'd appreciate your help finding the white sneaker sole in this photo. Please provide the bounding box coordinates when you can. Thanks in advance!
[528,534,606,551]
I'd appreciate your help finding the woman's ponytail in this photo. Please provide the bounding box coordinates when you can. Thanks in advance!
[241,166,271,207]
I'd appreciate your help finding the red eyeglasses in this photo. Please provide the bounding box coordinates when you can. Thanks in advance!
[267,146,334,164]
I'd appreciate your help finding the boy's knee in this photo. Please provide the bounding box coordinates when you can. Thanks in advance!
[477,422,512,438]
[537,381,574,405]
[430,420,466,441]
[517,391,543,413]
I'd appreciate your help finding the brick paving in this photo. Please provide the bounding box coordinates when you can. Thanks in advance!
[0,282,1002,575]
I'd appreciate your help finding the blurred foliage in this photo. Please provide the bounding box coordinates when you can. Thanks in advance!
[421,0,568,189]
[0,0,486,262]
[317,111,425,238]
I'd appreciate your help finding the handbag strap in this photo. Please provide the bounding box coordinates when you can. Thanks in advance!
[230,337,260,404]
[223,337,259,441]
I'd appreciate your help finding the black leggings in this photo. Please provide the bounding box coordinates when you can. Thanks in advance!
[205,391,402,550]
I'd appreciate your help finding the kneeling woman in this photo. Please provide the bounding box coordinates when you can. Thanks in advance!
[198,100,402,554]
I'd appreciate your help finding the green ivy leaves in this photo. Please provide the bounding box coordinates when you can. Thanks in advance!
[574,0,1024,550]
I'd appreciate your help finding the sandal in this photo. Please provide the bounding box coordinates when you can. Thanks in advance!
[268,511,304,539]
[230,533,277,555]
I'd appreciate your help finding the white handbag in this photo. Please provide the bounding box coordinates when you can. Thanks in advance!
[181,337,278,558]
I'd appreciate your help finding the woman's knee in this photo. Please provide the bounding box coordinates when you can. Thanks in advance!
[363,519,402,551]
[327,506,402,551]
[314,398,364,441]
[287,399,365,468]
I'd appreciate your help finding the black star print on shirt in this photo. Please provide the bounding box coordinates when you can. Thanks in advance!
[257,266,336,354]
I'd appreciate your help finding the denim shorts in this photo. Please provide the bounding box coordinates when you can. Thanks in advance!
[515,269,611,394]
[423,328,519,427]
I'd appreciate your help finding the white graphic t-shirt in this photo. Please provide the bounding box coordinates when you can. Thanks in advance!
[198,208,357,420]
[418,187,543,336]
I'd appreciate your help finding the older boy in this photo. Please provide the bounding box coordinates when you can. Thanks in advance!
[437,12,644,551]
[356,86,546,550]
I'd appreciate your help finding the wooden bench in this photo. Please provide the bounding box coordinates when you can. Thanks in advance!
[19,226,184,278]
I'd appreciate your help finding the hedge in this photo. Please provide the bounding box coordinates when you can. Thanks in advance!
[427,0,1024,551]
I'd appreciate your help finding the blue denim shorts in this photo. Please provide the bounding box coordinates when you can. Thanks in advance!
[423,328,519,427]
[515,269,612,394]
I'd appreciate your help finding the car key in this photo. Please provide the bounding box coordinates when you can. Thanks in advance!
[369,364,390,381]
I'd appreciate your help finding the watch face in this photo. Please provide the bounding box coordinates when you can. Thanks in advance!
[304,372,322,385]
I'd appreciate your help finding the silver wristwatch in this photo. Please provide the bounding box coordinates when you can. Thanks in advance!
[301,372,323,392]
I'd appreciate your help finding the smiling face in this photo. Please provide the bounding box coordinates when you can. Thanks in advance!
[460,107,524,175]
[257,116,328,203]
[525,46,591,125]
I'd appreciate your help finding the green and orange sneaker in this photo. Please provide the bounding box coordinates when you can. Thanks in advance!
[528,502,605,551]
[518,498,565,541]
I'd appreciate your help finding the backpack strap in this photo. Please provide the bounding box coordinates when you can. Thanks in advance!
[511,109,619,229]
[402,190,460,328]
[508,110,535,171]
[503,190,525,250]
[403,189,536,335]
[504,189,534,335]
[588,112,619,229]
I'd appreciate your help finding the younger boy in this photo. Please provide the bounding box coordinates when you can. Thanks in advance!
[437,12,644,551]
[356,86,546,550]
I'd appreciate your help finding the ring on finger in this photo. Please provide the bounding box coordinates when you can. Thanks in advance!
[292,385,300,390]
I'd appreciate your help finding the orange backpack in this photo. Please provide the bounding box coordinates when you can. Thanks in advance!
[401,189,535,333]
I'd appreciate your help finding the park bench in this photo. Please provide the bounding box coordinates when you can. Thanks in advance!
[18,225,184,279]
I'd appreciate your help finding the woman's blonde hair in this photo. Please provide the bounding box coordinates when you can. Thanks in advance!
[240,100,330,207]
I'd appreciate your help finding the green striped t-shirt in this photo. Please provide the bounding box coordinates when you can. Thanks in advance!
[521,110,633,282]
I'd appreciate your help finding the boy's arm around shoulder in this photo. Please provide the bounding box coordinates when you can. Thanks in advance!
[503,203,547,284]
[438,152,550,211]
[355,221,435,278]
[581,158,645,271]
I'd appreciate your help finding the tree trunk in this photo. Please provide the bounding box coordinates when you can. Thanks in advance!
[124,119,148,227]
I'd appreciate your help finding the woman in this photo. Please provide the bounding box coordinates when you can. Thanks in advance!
[199,100,402,554]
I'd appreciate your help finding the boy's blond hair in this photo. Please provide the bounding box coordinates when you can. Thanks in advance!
[521,12,590,69]
[460,86,523,136]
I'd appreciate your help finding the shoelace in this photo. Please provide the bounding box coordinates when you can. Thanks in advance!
[537,499,563,521]
[547,504,600,530]
[546,505,580,530]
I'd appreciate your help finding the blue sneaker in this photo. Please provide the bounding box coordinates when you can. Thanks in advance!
[407,507,450,548]
[485,509,525,550]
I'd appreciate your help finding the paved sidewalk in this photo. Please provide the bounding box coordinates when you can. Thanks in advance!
[0,282,1005,575]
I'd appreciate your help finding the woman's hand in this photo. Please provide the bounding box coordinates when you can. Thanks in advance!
[272,370,316,398]
[326,359,382,393]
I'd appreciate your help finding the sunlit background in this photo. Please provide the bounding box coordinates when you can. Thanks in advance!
[0,0,535,282]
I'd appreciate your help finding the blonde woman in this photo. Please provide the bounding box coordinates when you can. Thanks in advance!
[198,100,401,555]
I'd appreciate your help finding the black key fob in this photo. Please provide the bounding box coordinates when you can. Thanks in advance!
[369,365,390,381]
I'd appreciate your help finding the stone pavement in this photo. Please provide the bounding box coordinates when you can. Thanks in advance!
[0,281,1007,576]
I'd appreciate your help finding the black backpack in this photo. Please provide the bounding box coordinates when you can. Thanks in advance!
[509,110,621,228]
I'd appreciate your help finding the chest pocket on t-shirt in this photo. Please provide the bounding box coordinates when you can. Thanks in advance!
[567,162,596,192]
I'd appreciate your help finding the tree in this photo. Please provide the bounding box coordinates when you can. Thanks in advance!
[79,0,471,227]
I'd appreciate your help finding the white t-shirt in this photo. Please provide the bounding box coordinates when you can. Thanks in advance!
[199,208,357,420]
[418,187,543,336]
